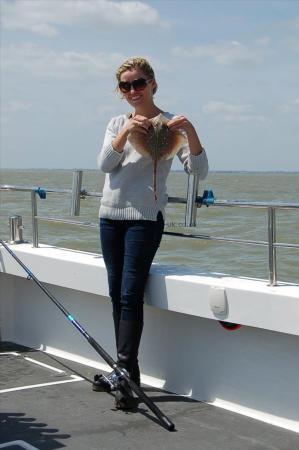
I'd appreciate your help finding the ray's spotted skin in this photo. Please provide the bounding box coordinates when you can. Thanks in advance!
[128,114,186,201]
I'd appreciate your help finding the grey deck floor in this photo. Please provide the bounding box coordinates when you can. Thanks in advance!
[1,342,298,450]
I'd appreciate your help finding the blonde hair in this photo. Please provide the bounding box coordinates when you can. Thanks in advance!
[115,57,157,94]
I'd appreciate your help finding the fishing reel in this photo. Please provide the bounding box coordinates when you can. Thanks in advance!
[93,368,128,393]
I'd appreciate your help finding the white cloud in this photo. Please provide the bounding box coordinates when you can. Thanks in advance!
[202,101,266,123]
[222,114,266,124]
[2,100,31,114]
[294,16,299,29]
[286,36,299,52]
[3,43,127,79]
[172,40,265,66]
[1,0,167,37]
[1,100,31,124]
[202,101,252,115]
[280,16,299,52]
[255,36,270,46]
[278,98,299,113]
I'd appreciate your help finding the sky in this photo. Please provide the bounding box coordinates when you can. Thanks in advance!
[1,0,299,171]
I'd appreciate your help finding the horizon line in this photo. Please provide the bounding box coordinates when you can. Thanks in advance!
[1,168,299,174]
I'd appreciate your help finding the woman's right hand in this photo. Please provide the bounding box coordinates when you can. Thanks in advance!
[112,115,151,152]
[123,115,151,135]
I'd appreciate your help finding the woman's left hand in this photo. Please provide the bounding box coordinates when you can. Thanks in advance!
[167,116,195,135]
[168,115,204,155]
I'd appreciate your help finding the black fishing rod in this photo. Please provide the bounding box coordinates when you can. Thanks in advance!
[0,239,175,431]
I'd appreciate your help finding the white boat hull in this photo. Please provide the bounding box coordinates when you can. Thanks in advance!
[1,243,299,433]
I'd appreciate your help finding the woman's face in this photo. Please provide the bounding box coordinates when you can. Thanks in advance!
[119,67,155,108]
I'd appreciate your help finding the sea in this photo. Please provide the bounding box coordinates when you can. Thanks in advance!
[0,169,298,284]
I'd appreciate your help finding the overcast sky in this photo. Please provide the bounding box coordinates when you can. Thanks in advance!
[1,0,299,171]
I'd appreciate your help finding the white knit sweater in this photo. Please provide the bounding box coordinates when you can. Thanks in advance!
[97,112,209,221]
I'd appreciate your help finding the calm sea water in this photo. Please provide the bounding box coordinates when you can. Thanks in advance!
[0,169,298,284]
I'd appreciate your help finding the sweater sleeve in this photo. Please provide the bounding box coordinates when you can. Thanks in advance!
[176,137,209,179]
[97,117,125,173]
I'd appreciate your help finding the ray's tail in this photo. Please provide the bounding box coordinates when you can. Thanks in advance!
[153,156,157,202]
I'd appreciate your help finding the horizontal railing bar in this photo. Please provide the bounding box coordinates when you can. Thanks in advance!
[1,184,299,209]
[274,242,299,249]
[211,200,299,209]
[36,216,98,228]
[82,191,102,198]
[163,231,268,246]
[0,185,72,195]
[167,196,187,204]
[0,185,103,198]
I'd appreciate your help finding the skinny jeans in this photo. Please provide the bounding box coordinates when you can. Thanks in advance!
[100,211,164,322]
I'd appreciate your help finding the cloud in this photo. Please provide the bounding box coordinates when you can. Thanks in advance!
[3,43,127,79]
[202,101,252,115]
[294,16,299,29]
[278,98,299,114]
[1,0,167,37]
[172,40,265,66]
[2,100,31,113]
[1,100,32,124]
[202,101,266,123]
[222,114,266,124]
[280,16,299,52]
[255,36,271,47]
[285,36,299,53]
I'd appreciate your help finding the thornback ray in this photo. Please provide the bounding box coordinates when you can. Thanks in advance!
[128,114,186,201]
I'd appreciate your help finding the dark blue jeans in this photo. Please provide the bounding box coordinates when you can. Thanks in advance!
[100,211,164,322]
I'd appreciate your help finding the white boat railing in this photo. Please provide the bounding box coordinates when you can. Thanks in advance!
[1,170,299,286]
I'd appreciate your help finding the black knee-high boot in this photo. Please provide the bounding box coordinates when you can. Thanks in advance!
[112,305,121,349]
[113,301,141,383]
[114,319,143,409]
[92,305,122,392]
[92,307,141,392]
[113,307,141,385]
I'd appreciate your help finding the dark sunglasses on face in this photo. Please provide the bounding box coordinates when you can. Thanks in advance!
[118,78,152,93]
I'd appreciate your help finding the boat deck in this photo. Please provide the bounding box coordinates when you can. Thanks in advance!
[1,342,298,450]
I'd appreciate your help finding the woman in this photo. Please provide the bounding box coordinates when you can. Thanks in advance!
[94,57,208,409]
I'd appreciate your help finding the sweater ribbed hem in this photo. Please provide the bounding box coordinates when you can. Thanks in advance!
[99,204,165,221]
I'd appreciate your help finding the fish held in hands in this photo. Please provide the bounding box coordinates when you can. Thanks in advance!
[128,114,186,201]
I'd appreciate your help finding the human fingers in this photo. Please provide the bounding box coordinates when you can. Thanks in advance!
[167,116,187,127]
[131,117,151,132]
[134,116,151,130]
[170,117,195,134]
[134,125,149,134]
[129,120,149,134]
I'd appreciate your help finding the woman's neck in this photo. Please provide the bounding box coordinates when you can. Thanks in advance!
[133,103,162,119]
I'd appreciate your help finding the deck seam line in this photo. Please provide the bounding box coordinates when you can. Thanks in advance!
[0,374,83,394]
[23,356,66,374]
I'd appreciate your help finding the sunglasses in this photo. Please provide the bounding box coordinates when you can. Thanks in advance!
[118,78,152,94]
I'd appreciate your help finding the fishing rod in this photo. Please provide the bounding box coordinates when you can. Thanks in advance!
[0,239,175,431]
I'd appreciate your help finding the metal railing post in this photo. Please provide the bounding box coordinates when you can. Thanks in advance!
[185,174,199,227]
[268,207,277,286]
[31,190,39,247]
[70,170,83,216]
